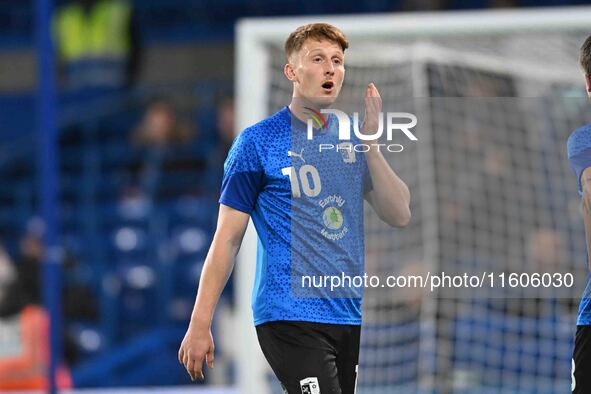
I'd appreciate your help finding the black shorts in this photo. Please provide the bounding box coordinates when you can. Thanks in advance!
[256,320,361,394]
[573,325,591,393]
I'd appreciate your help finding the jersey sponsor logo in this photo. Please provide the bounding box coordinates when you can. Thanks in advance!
[323,206,344,230]
[300,377,320,394]
[319,194,348,241]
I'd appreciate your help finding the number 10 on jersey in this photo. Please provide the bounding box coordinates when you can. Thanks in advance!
[282,165,322,198]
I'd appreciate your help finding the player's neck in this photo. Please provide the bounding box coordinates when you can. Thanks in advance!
[288,99,329,127]
[287,102,309,124]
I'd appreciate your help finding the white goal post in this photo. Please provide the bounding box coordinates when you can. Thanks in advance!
[235,7,591,394]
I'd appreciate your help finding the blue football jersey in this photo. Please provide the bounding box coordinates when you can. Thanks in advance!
[219,106,372,326]
[567,124,591,325]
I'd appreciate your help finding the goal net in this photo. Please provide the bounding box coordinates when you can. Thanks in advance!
[236,7,591,394]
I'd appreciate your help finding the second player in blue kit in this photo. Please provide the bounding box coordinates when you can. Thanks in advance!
[566,34,591,394]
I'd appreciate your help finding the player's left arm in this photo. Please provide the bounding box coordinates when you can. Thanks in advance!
[362,83,411,227]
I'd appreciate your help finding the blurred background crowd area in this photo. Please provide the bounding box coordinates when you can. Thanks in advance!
[0,0,589,391]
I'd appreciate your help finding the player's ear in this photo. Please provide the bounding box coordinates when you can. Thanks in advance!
[585,74,591,93]
[284,63,297,82]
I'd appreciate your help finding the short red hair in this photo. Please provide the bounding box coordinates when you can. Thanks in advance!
[284,23,349,60]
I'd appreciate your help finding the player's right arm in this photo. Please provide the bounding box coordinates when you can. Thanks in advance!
[179,125,262,380]
[178,204,250,381]
[581,167,591,271]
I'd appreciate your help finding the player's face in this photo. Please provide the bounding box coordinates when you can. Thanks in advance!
[287,39,345,107]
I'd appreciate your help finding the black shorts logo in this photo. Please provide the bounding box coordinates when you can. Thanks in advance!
[300,377,320,394]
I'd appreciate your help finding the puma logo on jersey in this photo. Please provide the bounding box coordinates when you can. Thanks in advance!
[288,149,305,163]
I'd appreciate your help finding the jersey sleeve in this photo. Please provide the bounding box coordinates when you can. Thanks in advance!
[219,130,264,213]
[567,125,591,196]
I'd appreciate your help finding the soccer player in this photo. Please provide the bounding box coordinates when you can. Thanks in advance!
[178,23,411,393]
[567,34,591,394]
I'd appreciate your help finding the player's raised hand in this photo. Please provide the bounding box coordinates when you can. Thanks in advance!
[178,323,215,382]
[362,83,382,139]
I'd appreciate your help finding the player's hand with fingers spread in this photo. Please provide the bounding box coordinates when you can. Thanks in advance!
[361,82,383,143]
[178,321,215,382]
